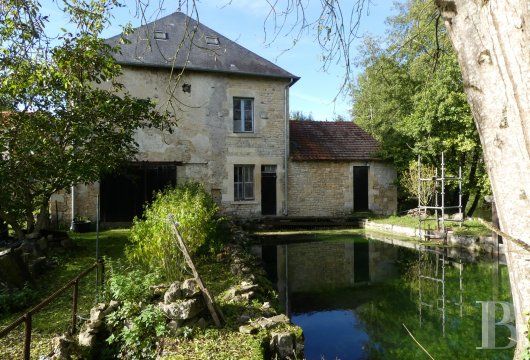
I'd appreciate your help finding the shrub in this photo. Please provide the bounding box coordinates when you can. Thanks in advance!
[107,266,162,303]
[400,160,436,205]
[104,264,168,359]
[106,302,168,360]
[127,182,224,281]
[0,284,37,315]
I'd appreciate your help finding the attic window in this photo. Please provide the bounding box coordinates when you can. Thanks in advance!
[205,36,220,46]
[154,31,168,40]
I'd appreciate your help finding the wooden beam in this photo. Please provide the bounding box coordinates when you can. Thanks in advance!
[168,216,224,327]
[477,218,530,253]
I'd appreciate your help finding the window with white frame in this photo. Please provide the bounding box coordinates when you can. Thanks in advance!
[234,165,254,201]
[233,97,254,133]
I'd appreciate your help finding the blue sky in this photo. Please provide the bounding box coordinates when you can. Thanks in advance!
[40,0,397,121]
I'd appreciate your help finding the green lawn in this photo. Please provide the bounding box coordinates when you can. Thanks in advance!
[0,229,129,359]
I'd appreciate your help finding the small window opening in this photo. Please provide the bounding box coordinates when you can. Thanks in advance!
[206,36,220,46]
[154,31,168,40]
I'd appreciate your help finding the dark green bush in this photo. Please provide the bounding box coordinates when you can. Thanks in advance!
[0,284,37,315]
[127,182,224,281]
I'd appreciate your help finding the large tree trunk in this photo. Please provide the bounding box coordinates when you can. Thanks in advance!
[435,0,530,355]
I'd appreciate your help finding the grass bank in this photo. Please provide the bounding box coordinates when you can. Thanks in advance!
[0,229,285,359]
[370,215,490,237]
[0,230,129,359]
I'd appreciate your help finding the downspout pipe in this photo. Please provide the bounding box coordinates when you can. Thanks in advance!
[70,185,75,230]
[284,78,295,215]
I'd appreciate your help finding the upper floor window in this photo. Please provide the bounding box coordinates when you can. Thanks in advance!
[233,97,254,133]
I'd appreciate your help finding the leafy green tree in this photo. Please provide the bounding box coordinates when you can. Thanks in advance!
[0,0,174,239]
[351,0,488,215]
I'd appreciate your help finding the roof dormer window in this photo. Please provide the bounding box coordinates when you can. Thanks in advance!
[154,31,168,40]
[205,36,220,46]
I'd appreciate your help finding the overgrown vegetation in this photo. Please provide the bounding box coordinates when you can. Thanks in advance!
[127,182,225,281]
[0,226,271,359]
[105,265,168,359]
[400,160,436,206]
[0,284,37,315]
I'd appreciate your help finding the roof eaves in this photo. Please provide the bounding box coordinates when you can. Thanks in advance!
[115,61,300,82]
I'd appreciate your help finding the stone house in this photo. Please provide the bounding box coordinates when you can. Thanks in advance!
[52,11,396,226]
[288,121,397,216]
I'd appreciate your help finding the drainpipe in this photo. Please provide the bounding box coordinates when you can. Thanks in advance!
[284,79,294,216]
[70,185,75,230]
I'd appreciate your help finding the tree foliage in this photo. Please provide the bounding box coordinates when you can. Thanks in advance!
[400,160,437,207]
[290,111,314,121]
[351,0,488,214]
[0,0,174,238]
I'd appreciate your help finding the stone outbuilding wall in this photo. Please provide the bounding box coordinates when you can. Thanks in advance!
[287,160,397,216]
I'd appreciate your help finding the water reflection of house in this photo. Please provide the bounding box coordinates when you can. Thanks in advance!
[269,239,400,312]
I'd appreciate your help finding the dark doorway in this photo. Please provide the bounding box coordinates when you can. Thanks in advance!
[353,166,369,212]
[261,165,277,215]
[100,162,177,222]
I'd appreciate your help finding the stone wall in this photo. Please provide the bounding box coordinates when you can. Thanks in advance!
[51,183,100,226]
[287,160,397,216]
[53,68,291,224]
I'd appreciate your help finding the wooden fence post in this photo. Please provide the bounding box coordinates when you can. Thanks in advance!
[24,313,32,360]
[71,279,79,335]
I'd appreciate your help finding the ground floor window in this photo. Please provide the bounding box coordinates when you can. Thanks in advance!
[234,165,254,201]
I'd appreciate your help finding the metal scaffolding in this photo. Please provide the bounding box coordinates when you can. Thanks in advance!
[418,247,463,337]
[417,152,463,242]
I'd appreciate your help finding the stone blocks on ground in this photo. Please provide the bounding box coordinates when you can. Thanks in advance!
[159,298,204,321]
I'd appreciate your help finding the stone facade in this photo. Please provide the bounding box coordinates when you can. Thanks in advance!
[52,68,399,224]
[49,11,398,225]
[287,160,397,216]
[54,69,290,224]
[122,69,290,217]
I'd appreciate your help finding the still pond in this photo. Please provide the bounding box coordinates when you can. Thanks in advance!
[254,231,514,360]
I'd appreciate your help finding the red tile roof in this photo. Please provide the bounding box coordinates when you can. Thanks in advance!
[289,120,380,161]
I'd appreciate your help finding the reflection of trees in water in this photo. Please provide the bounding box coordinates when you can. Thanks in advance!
[352,248,513,360]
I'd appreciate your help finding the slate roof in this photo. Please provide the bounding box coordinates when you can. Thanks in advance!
[289,120,380,161]
[105,12,299,82]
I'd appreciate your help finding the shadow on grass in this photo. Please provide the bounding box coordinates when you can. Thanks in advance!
[1,229,129,327]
